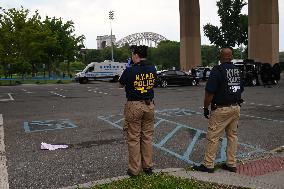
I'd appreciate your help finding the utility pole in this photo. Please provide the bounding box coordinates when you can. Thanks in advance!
[109,10,114,62]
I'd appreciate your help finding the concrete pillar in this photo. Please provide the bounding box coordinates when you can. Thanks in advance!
[179,0,201,71]
[249,0,279,64]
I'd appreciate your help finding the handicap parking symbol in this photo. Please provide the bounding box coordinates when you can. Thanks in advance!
[23,119,77,133]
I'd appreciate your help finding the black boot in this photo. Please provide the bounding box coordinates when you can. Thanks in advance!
[221,164,237,173]
[143,168,153,175]
[127,170,138,178]
[192,164,214,173]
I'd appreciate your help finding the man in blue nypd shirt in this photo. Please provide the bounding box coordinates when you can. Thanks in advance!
[119,45,157,177]
[193,48,244,173]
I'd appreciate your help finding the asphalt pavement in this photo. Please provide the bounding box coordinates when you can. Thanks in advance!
[0,78,283,188]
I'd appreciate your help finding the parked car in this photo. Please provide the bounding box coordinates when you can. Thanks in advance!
[157,70,199,88]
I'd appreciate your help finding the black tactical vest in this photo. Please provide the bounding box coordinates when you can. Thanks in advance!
[213,65,242,105]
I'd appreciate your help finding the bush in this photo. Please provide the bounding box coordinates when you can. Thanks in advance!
[15,80,22,85]
[56,80,63,84]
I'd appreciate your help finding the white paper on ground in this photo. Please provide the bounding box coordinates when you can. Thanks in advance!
[41,142,68,150]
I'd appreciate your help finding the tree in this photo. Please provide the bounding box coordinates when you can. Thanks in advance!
[280,52,284,71]
[43,16,85,76]
[0,6,85,78]
[149,40,180,70]
[203,0,248,48]
[201,45,219,66]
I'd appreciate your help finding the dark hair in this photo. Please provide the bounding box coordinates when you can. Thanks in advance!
[130,45,148,58]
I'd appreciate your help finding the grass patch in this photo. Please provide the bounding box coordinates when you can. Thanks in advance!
[83,173,248,189]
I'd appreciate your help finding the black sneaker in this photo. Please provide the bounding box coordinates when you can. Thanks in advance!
[221,164,237,173]
[143,168,153,175]
[192,164,214,173]
[127,170,137,178]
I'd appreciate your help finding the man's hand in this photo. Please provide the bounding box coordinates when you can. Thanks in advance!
[203,107,209,119]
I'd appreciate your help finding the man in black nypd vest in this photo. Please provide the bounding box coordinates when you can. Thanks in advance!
[119,45,157,177]
[193,48,244,173]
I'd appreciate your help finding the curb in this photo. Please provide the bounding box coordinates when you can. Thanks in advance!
[60,161,284,189]
[0,114,9,189]
[59,168,184,189]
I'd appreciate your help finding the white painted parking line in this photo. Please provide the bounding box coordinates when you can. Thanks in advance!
[86,88,110,95]
[0,114,9,189]
[0,114,2,125]
[7,93,14,100]
[0,93,14,102]
[245,102,281,108]
[49,91,66,98]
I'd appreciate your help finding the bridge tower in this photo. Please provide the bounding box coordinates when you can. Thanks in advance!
[179,0,279,70]
[179,0,201,71]
[248,0,279,64]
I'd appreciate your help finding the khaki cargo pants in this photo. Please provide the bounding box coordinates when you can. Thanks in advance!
[204,105,240,168]
[124,101,155,175]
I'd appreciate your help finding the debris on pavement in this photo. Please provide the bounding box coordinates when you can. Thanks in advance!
[40,142,68,150]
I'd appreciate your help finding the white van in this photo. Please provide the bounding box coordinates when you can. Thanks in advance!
[75,60,127,84]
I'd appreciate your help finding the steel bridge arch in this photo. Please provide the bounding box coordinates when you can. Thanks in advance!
[115,32,168,47]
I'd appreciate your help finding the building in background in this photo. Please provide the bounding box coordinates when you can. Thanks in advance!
[96,35,116,49]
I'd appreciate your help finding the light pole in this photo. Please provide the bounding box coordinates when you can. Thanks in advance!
[43,64,46,79]
[240,44,243,60]
[109,10,114,62]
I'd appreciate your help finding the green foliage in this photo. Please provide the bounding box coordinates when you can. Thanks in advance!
[280,52,284,71]
[88,173,244,189]
[70,61,85,72]
[0,6,85,78]
[280,52,284,62]
[201,45,219,66]
[149,40,180,70]
[203,0,248,48]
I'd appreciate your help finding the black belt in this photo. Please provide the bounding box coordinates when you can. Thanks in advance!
[211,103,239,110]
[127,99,153,102]
[127,99,153,105]
[216,103,238,107]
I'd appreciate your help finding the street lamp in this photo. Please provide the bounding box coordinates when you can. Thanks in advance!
[109,10,114,62]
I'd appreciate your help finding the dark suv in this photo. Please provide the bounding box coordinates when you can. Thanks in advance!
[234,60,281,86]
[234,60,260,86]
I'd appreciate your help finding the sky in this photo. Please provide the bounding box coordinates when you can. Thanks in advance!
[1,0,283,51]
